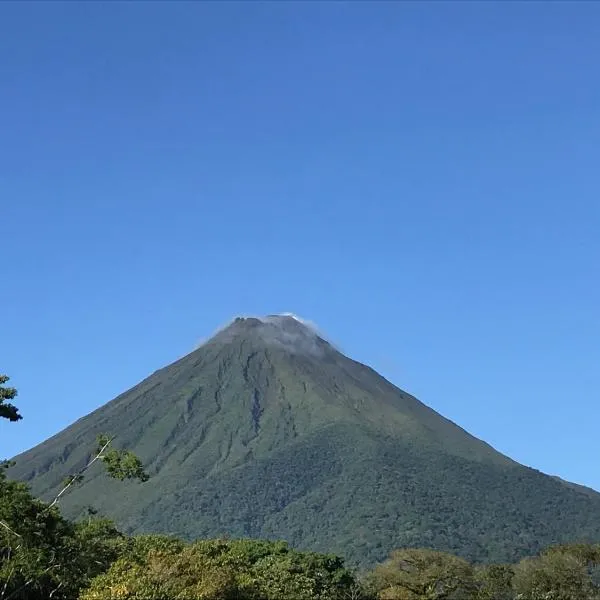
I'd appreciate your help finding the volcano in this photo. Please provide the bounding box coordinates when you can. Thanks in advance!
[9,314,600,566]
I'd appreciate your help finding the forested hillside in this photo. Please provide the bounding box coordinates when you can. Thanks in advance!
[4,369,600,599]
[8,316,600,567]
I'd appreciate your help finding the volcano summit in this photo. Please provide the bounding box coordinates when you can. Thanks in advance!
[9,314,600,566]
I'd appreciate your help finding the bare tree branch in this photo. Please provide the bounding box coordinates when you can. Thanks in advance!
[44,436,114,512]
[0,566,15,600]
[0,520,21,538]
[48,580,64,598]
[1,564,59,600]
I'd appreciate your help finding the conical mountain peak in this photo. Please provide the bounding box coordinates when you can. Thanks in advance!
[210,313,331,357]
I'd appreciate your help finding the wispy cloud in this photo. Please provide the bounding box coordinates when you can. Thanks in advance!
[193,312,340,355]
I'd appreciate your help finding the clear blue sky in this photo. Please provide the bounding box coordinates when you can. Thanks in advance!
[1,2,599,490]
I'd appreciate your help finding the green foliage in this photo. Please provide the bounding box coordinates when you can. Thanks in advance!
[0,468,124,600]
[46,434,149,514]
[80,538,240,600]
[95,435,149,483]
[362,544,600,599]
[3,462,600,600]
[0,375,20,422]
[0,376,147,599]
[123,533,187,560]
[365,548,477,599]
[541,541,600,564]
[0,456,145,599]
[473,564,514,600]
[512,549,600,600]
[80,537,360,600]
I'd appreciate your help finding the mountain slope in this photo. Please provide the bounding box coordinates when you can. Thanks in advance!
[8,315,600,566]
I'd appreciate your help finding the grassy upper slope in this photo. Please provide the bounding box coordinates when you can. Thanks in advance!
[8,316,600,567]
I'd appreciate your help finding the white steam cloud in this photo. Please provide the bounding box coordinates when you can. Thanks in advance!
[194,312,338,356]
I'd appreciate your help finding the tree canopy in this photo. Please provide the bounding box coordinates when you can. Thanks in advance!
[80,537,358,600]
[0,375,20,422]
[1,374,147,600]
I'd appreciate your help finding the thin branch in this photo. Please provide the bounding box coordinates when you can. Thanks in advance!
[0,566,15,600]
[48,580,64,598]
[0,520,21,538]
[2,564,59,600]
[44,436,114,512]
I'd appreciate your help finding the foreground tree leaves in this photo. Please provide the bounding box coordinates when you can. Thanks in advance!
[1,374,148,600]
[0,449,147,600]
[47,434,149,512]
[364,548,478,600]
[0,468,125,600]
[512,544,600,600]
[0,376,20,422]
[95,435,149,483]
[473,563,514,600]
[365,545,600,599]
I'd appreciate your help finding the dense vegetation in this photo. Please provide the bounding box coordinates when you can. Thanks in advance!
[3,368,600,599]
[0,375,20,422]
[3,465,600,599]
[8,316,600,568]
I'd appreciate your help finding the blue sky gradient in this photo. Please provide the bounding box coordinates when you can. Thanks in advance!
[1,2,599,489]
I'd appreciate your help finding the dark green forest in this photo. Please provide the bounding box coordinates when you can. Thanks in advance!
[3,371,600,599]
